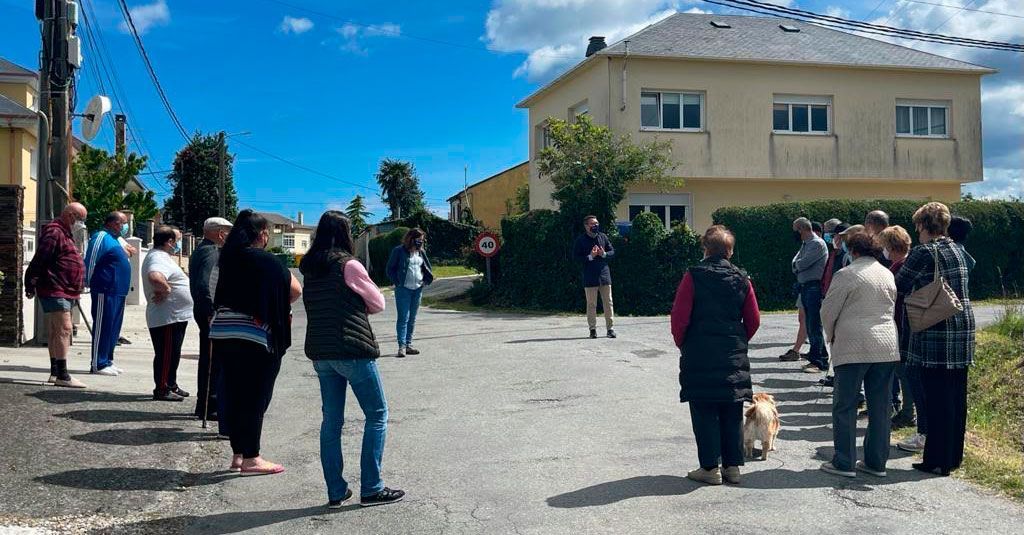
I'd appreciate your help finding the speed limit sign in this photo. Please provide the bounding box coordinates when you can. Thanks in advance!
[474,232,500,258]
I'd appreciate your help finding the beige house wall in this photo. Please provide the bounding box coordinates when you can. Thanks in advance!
[451,162,529,230]
[0,128,37,228]
[526,57,984,230]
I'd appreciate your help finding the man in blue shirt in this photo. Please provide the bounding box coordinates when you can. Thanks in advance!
[572,215,616,339]
[85,212,132,375]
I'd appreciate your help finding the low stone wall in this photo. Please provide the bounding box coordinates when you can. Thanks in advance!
[0,186,24,346]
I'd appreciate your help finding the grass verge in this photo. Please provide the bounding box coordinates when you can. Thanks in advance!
[432,266,479,279]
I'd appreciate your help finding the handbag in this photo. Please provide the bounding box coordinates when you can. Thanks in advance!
[904,244,963,333]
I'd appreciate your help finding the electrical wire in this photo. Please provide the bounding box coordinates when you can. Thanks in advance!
[902,0,1024,20]
[114,0,191,141]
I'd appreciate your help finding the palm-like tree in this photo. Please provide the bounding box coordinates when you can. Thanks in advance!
[375,158,424,220]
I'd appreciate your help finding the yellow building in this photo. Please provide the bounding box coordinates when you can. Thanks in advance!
[0,58,39,230]
[447,161,529,230]
[263,211,315,254]
[517,14,993,231]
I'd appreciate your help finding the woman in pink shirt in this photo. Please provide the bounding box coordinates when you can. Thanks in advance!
[300,211,405,508]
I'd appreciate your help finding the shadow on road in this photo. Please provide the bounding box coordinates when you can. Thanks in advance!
[104,505,358,535]
[0,364,51,374]
[36,467,235,492]
[70,427,220,446]
[547,467,937,508]
[57,409,197,424]
[506,337,595,344]
[26,390,153,405]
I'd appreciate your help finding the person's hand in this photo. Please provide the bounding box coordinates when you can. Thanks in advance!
[25,288,35,299]
[591,245,600,256]
[596,246,606,257]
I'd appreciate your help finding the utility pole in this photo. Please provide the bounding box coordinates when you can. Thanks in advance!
[33,0,79,345]
[463,164,471,221]
[114,114,126,157]
[218,131,226,216]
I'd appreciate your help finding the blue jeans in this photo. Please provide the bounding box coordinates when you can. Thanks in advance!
[394,286,423,348]
[832,362,896,471]
[799,282,828,369]
[313,359,388,500]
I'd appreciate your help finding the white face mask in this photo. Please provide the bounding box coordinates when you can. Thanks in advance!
[882,248,891,260]
[72,220,86,233]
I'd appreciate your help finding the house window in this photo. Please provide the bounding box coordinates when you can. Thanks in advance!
[896,100,948,137]
[641,91,703,131]
[571,101,589,123]
[283,235,295,249]
[773,95,831,134]
[626,193,692,230]
[301,240,308,248]
[536,122,553,152]
[29,148,37,181]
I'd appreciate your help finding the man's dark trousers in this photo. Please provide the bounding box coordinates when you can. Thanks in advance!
[800,281,828,369]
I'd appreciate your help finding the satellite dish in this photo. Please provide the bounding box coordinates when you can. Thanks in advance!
[81,95,111,141]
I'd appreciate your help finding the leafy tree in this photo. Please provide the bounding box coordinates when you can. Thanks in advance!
[71,145,158,232]
[512,182,530,214]
[537,115,678,230]
[375,158,425,220]
[163,133,238,236]
[345,194,373,235]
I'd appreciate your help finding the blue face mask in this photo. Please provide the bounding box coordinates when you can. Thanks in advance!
[172,241,181,254]
[590,225,600,234]
[120,224,130,238]
[413,239,424,248]
[841,241,849,253]
[824,233,833,245]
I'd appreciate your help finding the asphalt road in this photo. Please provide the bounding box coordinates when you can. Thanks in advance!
[1,298,1020,534]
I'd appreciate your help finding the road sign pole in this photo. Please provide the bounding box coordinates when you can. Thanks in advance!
[486,257,492,285]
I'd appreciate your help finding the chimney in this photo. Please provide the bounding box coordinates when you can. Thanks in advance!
[297,211,304,225]
[585,36,607,57]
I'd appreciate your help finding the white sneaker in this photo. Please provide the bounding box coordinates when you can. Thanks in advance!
[897,434,926,453]
[92,366,119,376]
[110,365,125,374]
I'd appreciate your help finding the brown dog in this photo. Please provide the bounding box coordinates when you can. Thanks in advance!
[744,392,781,461]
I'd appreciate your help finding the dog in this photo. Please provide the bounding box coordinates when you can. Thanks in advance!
[744,392,781,461]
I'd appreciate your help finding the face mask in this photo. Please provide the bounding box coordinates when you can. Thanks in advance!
[73,220,86,233]
[841,241,849,254]
[824,233,833,245]
[120,225,130,238]
[414,239,424,248]
[172,241,181,254]
[882,248,891,260]
[590,225,600,234]
[793,231,803,242]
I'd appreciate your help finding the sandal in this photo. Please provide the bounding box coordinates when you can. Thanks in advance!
[240,458,285,476]
[229,454,243,472]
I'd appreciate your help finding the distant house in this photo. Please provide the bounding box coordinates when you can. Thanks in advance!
[447,161,529,230]
[261,211,314,254]
[0,57,40,230]
[517,13,994,231]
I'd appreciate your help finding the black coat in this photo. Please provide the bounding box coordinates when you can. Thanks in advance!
[679,258,753,404]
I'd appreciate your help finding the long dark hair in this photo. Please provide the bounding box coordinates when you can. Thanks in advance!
[402,228,425,252]
[220,209,268,268]
[300,210,355,277]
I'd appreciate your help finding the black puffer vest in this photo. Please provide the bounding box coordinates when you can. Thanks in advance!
[302,252,380,361]
[679,257,753,403]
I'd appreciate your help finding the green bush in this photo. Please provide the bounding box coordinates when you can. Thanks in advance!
[712,199,1024,310]
[368,227,409,285]
[399,211,478,262]
[467,279,494,306]
[492,209,702,315]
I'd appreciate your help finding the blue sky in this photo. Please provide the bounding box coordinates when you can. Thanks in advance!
[1,0,1020,222]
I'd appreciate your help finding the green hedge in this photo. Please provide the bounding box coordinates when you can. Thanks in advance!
[712,199,1024,310]
[369,227,409,285]
[399,211,479,262]
[492,210,702,315]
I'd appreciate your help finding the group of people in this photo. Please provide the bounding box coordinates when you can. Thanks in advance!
[26,203,438,507]
[667,201,976,485]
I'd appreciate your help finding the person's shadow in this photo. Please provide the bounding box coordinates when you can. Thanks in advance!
[99,506,358,535]
[546,468,935,508]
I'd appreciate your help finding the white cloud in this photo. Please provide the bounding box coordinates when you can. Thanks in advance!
[332,22,401,54]
[485,0,683,81]
[982,83,1024,118]
[965,168,1023,200]
[118,0,170,35]
[824,6,850,19]
[279,16,313,35]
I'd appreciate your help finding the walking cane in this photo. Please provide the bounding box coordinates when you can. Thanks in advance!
[202,339,214,429]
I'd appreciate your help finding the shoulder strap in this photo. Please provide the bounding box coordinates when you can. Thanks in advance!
[928,243,941,283]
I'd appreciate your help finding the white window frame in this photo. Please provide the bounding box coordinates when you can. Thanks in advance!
[535,121,553,154]
[29,147,37,181]
[570,100,590,123]
[772,94,832,135]
[625,193,693,230]
[896,99,950,139]
[640,90,704,132]
[282,235,295,249]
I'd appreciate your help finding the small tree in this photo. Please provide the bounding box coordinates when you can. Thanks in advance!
[72,145,158,231]
[512,182,530,214]
[538,116,678,229]
[163,133,238,236]
[375,158,425,220]
[345,194,373,235]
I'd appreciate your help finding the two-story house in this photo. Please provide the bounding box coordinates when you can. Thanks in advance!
[448,161,529,229]
[517,13,993,231]
[263,211,314,254]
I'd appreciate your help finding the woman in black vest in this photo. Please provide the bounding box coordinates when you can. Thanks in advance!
[212,210,302,475]
[671,225,761,485]
[300,211,405,508]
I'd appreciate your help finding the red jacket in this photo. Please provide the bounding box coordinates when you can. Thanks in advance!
[25,219,85,299]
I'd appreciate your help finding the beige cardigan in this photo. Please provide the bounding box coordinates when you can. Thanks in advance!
[821,256,900,367]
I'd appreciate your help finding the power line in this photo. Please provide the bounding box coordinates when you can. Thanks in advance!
[864,0,889,21]
[926,0,978,33]
[902,0,1024,20]
[115,0,191,141]
[702,0,1024,51]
